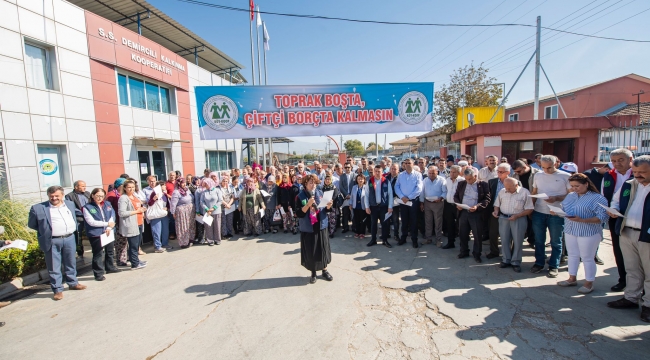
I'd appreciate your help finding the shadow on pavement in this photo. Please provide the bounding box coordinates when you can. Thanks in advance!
[185,276,308,303]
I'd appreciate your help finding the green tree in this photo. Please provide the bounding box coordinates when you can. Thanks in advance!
[344,139,365,157]
[434,63,503,137]
[366,142,384,151]
[292,151,296,155]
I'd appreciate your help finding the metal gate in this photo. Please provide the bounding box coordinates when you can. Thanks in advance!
[597,119,650,162]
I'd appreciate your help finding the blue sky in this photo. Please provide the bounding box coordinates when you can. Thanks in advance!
[153,0,649,152]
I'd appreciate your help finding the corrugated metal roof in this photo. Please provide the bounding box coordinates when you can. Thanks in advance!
[68,0,246,82]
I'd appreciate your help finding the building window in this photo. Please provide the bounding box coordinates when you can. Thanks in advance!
[544,105,558,119]
[205,151,233,171]
[421,138,427,144]
[36,144,71,188]
[509,113,519,122]
[642,139,650,147]
[601,136,612,144]
[118,73,174,114]
[520,141,534,151]
[438,139,443,147]
[24,42,58,90]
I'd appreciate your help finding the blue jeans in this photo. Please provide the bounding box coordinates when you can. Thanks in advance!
[532,211,564,269]
[150,216,170,249]
[43,234,78,293]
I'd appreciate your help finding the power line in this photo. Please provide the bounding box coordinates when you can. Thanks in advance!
[176,0,650,43]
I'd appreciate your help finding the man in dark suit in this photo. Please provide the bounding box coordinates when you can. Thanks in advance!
[29,186,87,300]
[486,163,517,260]
[338,163,355,233]
[454,168,491,263]
[65,180,90,257]
[385,163,401,242]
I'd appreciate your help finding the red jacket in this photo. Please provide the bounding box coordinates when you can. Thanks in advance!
[165,181,175,196]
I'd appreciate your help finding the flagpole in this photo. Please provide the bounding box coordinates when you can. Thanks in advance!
[255,7,262,86]
[249,10,256,86]
[262,21,268,85]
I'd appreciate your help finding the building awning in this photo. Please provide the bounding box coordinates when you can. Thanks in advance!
[68,0,246,83]
[131,136,190,143]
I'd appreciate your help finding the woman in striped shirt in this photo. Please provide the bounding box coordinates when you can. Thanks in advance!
[554,174,609,294]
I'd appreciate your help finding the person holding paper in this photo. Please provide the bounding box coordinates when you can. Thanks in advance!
[28,185,87,300]
[553,174,608,294]
[262,176,280,234]
[322,175,341,239]
[200,178,223,245]
[367,165,394,248]
[443,165,464,249]
[278,173,295,234]
[117,180,147,269]
[149,181,171,252]
[530,155,571,278]
[493,178,534,273]
[339,163,355,234]
[395,158,424,248]
[453,168,491,263]
[170,178,196,249]
[296,174,334,284]
[485,164,517,260]
[386,164,402,243]
[607,155,650,322]
[419,165,447,247]
[350,174,370,239]
[83,188,121,281]
[220,177,236,239]
[239,177,265,237]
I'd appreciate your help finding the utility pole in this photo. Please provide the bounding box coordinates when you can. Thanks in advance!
[533,16,541,120]
[633,90,645,115]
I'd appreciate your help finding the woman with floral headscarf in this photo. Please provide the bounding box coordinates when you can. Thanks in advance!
[278,173,294,233]
[322,174,340,238]
[290,173,303,235]
[262,175,279,234]
[107,178,129,266]
[199,178,223,245]
[171,178,195,248]
[238,176,265,236]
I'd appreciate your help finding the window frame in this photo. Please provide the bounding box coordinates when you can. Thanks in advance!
[116,71,176,115]
[23,39,58,91]
[544,105,558,119]
[508,113,519,122]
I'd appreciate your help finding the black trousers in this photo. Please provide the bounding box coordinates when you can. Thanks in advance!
[353,208,367,235]
[609,217,627,284]
[88,235,117,278]
[443,201,458,245]
[74,221,85,255]
[459,210,483,257]
[370,206,390,243]
[400,198,420,244]
[342,205,352,231]
[392,204,401,238]
[142,221,153,244]
[233,209,242,232]
[525,215,534,244]
[417,204,425,236]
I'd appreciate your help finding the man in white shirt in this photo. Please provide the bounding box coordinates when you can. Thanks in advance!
[419,166,447,246]
[478,155,498,182]
[608,155,650,322]
[28,186,87,300]
[443,165,464,249]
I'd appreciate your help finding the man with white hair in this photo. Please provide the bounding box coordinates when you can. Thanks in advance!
[419,166,447,247]
[485,163,516,259]
[530,155,571,278]
[602,148,634,292]
[454,167,491,263]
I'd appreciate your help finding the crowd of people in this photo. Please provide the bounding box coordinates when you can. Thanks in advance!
[16,148,650,323]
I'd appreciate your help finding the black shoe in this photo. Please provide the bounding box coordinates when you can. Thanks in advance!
[607,297,638,309]
[95,275,106,281]
[383,241,393,248]
[611,282,626,292]
[499,262,511,268]
[641,306,650,323]
[0,322,4,327]
[513,265,522,273]
[397,240,406,246]
[310,271,317,284]
[322,270,333,281]
[292,230,297,235]
[442,243,455,249]
[486,253,499,260]
[342,229,349,233]
[412,242,419,249]
[474,256,482,263]
[284,230,288,233]
[394,235,400,242]
[530,264,544,273]
[528,242,535,249]
[595,255,604,265]
[560,256,568,265]
[330,234,335,239]
[116,262,128,267]
[106,269,122,274]
[457,253,469,259]
[367,240,377,247]
[180,245,189,249]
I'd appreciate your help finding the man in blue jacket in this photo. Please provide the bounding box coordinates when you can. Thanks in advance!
[28,186,87,300]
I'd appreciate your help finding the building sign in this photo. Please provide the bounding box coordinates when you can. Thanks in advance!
[195,83,434,140]
[456,106,504,131]
[85,11,189,90]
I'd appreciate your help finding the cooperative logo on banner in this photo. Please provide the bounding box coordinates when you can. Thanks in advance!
[398,91,428,125]
[39,159,58,176]
[202,95,239,131]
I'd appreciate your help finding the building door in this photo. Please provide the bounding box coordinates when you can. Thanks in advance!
[138,150,168,183]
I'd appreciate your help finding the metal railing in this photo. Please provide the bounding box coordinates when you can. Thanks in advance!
[597,119,649,162]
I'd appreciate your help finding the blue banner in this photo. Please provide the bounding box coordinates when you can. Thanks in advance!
[195,83,434,139]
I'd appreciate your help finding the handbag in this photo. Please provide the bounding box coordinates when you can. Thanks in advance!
[146,199,167,220]
[272,209,282,222]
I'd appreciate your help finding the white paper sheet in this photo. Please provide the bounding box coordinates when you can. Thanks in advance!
[384,212,392,221]
[289,208,294,218]
[100,231,115,247]
[260,190,271,197]
[528,193,549,199]
[318,190,334,208]
[547,205,568,217]
[259,209,265,218]
[455,203,471,210]
[0,239,28,251]
[202,213,214,226]
[395,198,412,206]
[279,207,286,215]
[599,204,625,217]
[224,205,237,215]
[195,214,204,224]
[153,185,162,197]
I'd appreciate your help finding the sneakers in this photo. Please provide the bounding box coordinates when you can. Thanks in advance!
[154,248,166,253]
[548,268,559,278]
[164,245,173,250]
[530,265,544,274]
[132,262,147,270]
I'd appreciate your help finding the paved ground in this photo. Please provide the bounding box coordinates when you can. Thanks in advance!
[0,228,649,359]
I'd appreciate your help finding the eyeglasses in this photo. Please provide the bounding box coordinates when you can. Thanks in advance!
[497,170,509,174]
